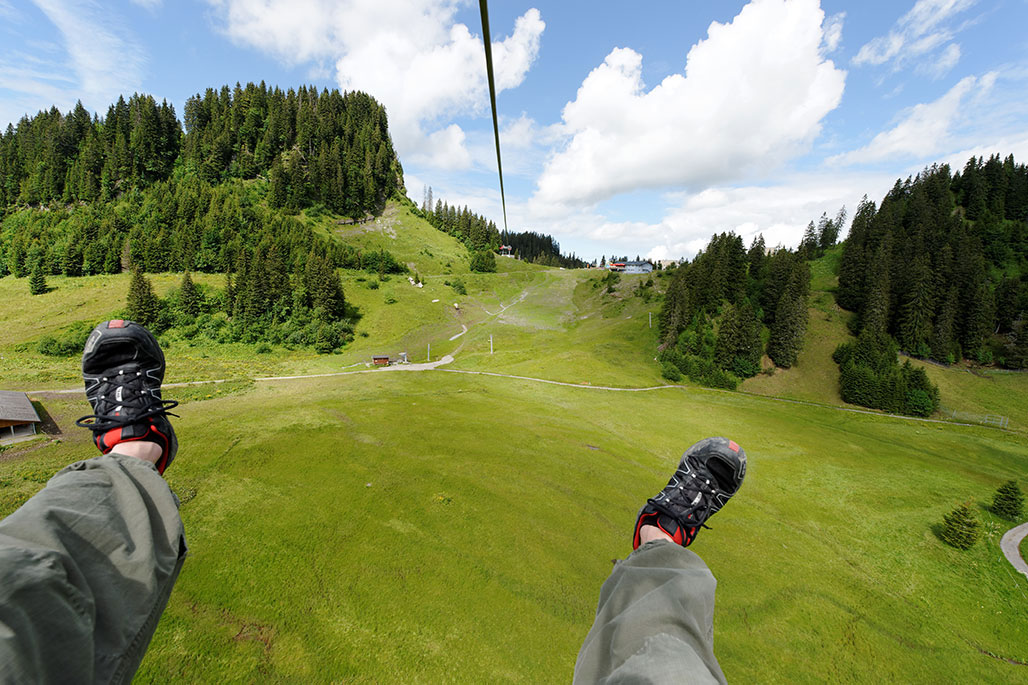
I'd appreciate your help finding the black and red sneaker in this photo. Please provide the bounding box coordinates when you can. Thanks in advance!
[632,437,746,549]
[75,320,178,474]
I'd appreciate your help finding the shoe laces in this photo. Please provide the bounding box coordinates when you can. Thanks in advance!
[648,466,721,531]
[75,368,179,432]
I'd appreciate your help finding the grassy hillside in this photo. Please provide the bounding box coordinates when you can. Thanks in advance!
[3,371,1026,683]
[742,247,1028,429]
[3,208,1028,682]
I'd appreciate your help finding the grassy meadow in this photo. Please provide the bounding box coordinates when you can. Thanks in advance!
[2,208,1028,682]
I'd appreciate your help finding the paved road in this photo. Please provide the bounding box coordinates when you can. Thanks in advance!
[1001,522,1028,580]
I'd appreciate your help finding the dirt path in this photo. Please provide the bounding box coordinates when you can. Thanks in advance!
[23,362,1008,431]
[1001,522,1028,580]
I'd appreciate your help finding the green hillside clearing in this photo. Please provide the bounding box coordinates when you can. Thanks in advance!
[2,206,1028,683]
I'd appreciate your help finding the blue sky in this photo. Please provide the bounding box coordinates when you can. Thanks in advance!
[2,0,1027,262]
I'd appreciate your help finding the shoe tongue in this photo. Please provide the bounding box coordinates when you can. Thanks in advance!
[706,457,735,493]
[83,339,142,374]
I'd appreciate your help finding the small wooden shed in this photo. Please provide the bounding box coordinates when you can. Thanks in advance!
[0,391,42,442]
[372,355,390,366]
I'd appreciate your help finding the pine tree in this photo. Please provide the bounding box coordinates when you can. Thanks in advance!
[767,292,806,368]
[125,268,163,328]
[941,501,981,550]
[178,271,201,318]
[898,255,935,356]
[992,480,1024,521]
[29,260,48,295]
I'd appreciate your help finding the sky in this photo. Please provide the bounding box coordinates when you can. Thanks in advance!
[2,0,1027,263]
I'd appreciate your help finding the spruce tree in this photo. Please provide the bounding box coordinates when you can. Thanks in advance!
[941,501,981,550]
[992,480,1024,521]
[178,271,201,318]
[767,293,806,368]
[29,260,48,295]
[125,268,163,328]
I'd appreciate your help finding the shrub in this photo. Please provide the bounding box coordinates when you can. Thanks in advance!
[941,501,981,550]
[37,321,94,356]
[368,280,380,290]
[992,480,1024,521]
[469,250,497,273]
[255,342,272,354]
[450,278,467,295]
[660,361,682,382]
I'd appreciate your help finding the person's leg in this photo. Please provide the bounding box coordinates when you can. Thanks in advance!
[0,320,184,684]
[574,537,724,684]
[574,437,747,685]
[0,450,186,684]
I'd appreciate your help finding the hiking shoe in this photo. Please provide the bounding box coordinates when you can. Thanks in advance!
[632,437,746,549]
[75,320,179,474]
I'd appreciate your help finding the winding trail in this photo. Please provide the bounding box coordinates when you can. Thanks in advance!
[24,363,1009,431]
[1001,522,1028,580]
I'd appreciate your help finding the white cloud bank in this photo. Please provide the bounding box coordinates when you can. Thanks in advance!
[206,0,544,170]
[531,0,846,210]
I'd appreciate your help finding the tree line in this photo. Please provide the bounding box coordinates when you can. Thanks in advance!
[0,83,402,219]
[499,229,587,268]
[835,156,1028,410]
[657,227,828,389]
[0,84,412,354]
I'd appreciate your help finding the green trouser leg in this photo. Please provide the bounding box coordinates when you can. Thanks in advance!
[574,540,727,685]
[0,453,186,684]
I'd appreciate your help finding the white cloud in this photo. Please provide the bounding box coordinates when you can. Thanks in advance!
[823,12,845,53]
[32,0,145,100]
[129,0,162,8]
[206,0,545,171]
[0,0,145,127]
[562,170,896,262]
[830,74,984,165]
[917,42,961,79]
[853,0,976,72]
[530,0,845,209]
[408,124,473,171]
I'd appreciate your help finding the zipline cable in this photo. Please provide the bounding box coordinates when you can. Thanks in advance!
[479,0,508,233]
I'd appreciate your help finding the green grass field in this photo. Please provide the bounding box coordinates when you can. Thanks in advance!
[2,210,1028,682]
[3,372,1026,683]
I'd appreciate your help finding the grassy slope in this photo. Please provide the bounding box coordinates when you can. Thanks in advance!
[741,247,1028,428]
[742,247,854,405]
[3,373,1026,683]
[3,209,1028,682]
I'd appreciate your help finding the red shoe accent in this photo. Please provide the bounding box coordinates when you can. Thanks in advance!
[101,427,124,450]
[728,440,740,453]
[107,320,126,328]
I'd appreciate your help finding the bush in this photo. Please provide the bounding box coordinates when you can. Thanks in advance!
[660,361,682,382]
[255,342,272,354]
[941,501,981,550]
[450,278,467,295]
[367,280,380,290]
[469,250,497,273]
[36,321,94,356]
[992,480,1024,521]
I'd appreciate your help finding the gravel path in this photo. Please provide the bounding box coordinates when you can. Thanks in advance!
[1000,522,1028,580]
